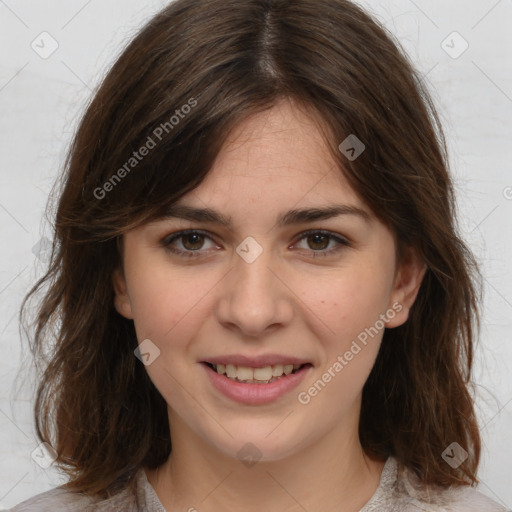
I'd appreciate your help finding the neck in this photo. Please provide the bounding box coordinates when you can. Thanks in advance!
[146,412,386,512]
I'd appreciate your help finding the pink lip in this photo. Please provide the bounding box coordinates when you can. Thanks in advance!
[202,354,311,367]
[201,362,313,405]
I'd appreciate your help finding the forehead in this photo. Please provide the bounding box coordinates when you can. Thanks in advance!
[183,98,363,209]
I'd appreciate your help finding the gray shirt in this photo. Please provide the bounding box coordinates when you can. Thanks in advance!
[9,456,510,511]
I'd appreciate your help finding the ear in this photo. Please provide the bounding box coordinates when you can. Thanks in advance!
[386,246,427,328]
[112,266,134,319]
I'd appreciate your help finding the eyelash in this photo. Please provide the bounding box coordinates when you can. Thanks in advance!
[160,229,350,259]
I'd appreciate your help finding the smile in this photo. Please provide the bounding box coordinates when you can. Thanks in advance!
[201,361,313,405]
[205,362,306,383]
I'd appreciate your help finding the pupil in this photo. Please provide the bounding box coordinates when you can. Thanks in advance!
[309,234,328,250]
[184,233,203,250]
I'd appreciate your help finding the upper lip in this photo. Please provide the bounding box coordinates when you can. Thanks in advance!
[202,354,312,367]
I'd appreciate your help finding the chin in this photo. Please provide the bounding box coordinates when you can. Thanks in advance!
[199,420,310,464]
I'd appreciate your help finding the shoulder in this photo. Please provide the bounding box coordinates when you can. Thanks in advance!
[7,475,146,512]
[395,459,510,512]
[8,486,95,512]
[361,457,509,512]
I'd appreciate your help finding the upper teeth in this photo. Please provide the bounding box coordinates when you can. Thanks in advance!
[213,363,301,381]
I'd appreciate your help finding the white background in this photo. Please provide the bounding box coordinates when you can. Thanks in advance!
[0,0,511,509]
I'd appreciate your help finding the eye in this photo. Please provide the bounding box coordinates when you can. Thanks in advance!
[292,230,350,258]
[160,229,350,259]
[161,229,219,257]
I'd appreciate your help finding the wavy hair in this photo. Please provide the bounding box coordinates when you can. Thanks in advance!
[20,0,482,498]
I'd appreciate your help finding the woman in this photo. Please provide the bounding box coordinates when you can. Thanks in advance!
[13,0,508,510]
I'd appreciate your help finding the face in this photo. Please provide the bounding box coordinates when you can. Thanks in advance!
[113,97,424,463]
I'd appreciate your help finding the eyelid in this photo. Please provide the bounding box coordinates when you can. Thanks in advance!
[292,229,350,246]
[161,228,351,259]
[161,229,220,251]
[291,229,351,258]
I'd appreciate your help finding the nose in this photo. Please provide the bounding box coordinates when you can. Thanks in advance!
[215,237,294,338]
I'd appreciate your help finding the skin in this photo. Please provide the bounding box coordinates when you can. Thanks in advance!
[113,97,426,512]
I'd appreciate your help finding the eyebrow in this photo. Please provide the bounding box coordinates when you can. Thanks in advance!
[160,204,371,228]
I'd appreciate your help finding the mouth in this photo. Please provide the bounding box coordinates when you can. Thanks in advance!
[202,361,313,384]
[200,358,314,404]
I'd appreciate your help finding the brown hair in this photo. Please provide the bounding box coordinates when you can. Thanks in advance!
[21,0,482,499]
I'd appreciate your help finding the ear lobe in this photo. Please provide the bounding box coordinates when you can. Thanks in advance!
[386,247,427,328]
[112,267,134,319]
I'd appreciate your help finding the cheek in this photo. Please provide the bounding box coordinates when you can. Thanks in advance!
[294,267,391,418]
[126,269,215,400]
[125,259,219,352]
[130,279,188,337]
[298,262,394,343]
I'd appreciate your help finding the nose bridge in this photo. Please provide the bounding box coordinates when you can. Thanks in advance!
[233,235,279,299]
[217,235,292,335]
[234,235,275,288]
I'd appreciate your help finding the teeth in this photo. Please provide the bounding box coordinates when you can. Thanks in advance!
[226,364,236,379]
[237,366,253,381]
[254,366,273,380]
[212,363,303,382]
[272,364,283,376]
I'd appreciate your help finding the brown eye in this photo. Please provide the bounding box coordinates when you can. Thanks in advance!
[161,230,218,258]
[293,230,350,258]
[306,233,330,251]
[181,233,206,251]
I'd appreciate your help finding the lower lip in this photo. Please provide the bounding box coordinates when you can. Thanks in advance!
[201,362,313,405]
